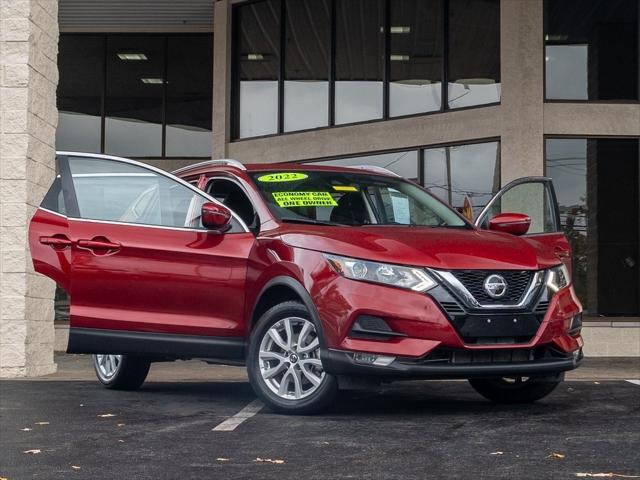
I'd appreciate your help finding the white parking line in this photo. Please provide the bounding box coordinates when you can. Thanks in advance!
[212,399,264,432]
[625,379,640,386]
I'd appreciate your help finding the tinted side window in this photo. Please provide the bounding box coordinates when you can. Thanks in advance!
[41,176,66,215]
[66,156,240,230]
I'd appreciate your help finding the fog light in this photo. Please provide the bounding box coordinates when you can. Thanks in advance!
[353,352,396,366]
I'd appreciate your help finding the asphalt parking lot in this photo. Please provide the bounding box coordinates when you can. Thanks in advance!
[1,355,639,480]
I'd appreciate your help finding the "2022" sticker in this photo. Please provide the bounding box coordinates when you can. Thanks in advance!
[257,172,308,183]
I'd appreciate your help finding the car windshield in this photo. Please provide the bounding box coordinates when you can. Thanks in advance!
[248,170,468,227]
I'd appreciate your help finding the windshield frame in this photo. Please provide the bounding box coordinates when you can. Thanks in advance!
[247,169,473,229]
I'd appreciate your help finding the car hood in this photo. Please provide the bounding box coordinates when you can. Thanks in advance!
[278,225,560,270]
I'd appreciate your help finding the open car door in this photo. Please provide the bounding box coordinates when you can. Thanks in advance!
[475,177,572,270]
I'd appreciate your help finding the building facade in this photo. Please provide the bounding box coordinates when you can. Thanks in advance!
[1,0,639,377]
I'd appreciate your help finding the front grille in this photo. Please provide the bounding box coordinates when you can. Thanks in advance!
[417,346,571,365]
[451,270,534,305]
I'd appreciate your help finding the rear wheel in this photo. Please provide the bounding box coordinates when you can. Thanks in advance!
[247,301,337,414]
[93,354,150,390]
[468,376,561,404]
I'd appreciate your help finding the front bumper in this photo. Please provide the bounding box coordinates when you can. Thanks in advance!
[323,347,583,380]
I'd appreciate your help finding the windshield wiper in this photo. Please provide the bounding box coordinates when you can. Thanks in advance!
[279,217,344,227]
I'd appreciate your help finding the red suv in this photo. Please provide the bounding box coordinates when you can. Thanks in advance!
[30,152,583,414]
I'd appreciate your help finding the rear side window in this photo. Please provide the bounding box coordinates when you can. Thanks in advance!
[41,175,66,215]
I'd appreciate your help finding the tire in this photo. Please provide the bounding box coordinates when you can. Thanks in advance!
[93,354,151,390]
[468,376,561,404]
[247,301,338,414]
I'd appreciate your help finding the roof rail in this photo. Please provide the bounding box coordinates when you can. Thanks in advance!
[172,158,246,175]
[348,165,400,177]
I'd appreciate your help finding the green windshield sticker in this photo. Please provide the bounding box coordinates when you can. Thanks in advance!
[272,191,338,208]
[257,172,308,183]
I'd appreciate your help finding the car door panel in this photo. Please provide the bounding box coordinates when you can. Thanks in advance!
[476,177,572,271]
[68,219,255,336]
[44,153,257,348]
[29,209,72,292]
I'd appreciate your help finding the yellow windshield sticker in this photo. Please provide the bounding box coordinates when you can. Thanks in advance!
[333,185,358,192]
[257,172,308,183]
[272,191,338,208]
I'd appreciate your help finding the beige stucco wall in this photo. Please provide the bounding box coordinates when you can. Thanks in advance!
[0,0,59,377]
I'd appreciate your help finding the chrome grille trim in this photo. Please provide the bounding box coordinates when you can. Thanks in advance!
[430,269,546,310]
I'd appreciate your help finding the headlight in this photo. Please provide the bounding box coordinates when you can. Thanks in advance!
[325,254,437,292]
[546,264,570,292]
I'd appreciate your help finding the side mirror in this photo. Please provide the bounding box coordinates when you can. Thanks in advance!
[488,212,531,236]
[201,202,232,232]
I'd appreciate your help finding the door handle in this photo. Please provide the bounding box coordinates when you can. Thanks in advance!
[40,235,72,250]
[78,238,121,255]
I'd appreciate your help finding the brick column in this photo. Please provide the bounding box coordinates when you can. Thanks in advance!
[1,0,59,377]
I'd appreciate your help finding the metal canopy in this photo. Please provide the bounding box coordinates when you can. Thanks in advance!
[59,0,215,32]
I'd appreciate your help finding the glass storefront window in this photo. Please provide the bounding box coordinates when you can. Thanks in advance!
[165,36,213,157]
[334,0,385,124]
[105,36,164,157]
[544,0,639,101]
[284,0,330,132]
[423,141,500,218]
[56,33,213,157]
[232,0,501,139]
[447,0,501,109]
[311,150,419,182]
[236,0,280,138]
[546,138,640,316]
[56,36,103,153]
[389,0,443,116]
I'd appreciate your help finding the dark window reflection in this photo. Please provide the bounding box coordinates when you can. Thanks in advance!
[284,0,330,132]
[166,36,213,157]
[236,0,280,138]
[105,36,164,157]
[335,0,385,124]
[56,36,103,152]
[545,0,639,101]
[448,0,501,108]
[546,138,640,315]
[390,0,443,116]
[423,141,500,217]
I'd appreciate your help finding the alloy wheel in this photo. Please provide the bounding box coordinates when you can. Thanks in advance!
[258,317,325,400]
[94,354,123,381]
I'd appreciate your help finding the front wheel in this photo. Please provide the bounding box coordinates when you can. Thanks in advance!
[247,301,337,414]
[468,376,561,404]
[93,354,150,390]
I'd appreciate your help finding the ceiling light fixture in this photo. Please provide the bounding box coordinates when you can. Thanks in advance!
[245,53,265,61]
[141,78,164,84]
[390,54,410,62]
[117,53,148,61]
[390,26,411,34]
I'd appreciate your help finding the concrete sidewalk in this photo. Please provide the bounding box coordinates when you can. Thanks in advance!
[17,353,640,382]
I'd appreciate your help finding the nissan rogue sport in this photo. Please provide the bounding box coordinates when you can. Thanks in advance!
[30,152,583,414]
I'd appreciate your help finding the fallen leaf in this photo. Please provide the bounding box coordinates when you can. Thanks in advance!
[254,458,285,465]
[71,466,81,471]
[550,452,566,459]
[23,449,41,455]
[97,414,116,418]
[1,476,9,480]
[79,404,84,407]
[216,458,230,462]
[20,428,32,432]
[594,382,600,385]
[576,474,640,478]
[490,451,504,455]
[117,440,125,443]
[116,423,126,427]
[34,422,49,425]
